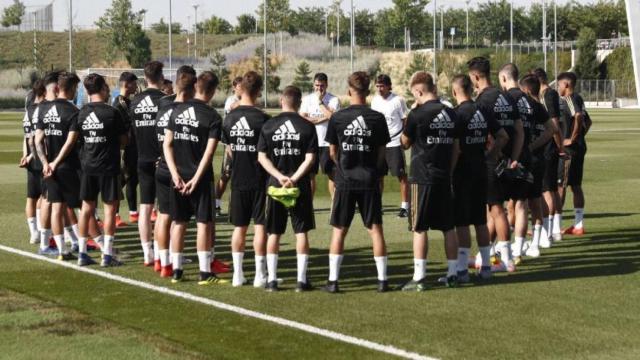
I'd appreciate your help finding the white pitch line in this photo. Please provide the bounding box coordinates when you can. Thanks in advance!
[0,244,436,360]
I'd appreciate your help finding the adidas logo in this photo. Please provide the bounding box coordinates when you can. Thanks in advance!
[43,106,60,123]
[517,97,533,116]
[344,116,371,136]
[230,117,254,137]
[134,96,159,114]
[157,109,173,128]
[468,110,488,130]
[272,120,300,141]
[494,95,513,113]
[430,110,455,129]
[82,112,104,130]
[173,107,199,127]
[31,107,40,126]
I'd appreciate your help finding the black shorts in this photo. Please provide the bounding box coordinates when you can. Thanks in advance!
[383,146,407,177]
[219,146,232,182]
[229,188,266,227]
[265,182,315,235]
[46,169,81,207]
[527,160,545,199]
[138,161,156,204]
[311,147,334,176]
[169,179,213,223]
[27,170,43,199]
[409,183,454,232]
[330,188,382,229]
[486,159,506,205]
[564,144,586,187]
[453,173,487,227]
[80,174,122,203]
[155,165,172,214]
[542,152,559,192]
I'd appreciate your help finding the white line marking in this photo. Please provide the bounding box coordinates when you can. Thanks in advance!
[591,128,640,132]
[0,244,436,360]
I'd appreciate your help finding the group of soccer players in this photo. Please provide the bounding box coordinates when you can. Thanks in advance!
[20,55,589,292]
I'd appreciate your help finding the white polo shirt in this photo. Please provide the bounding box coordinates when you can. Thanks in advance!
[371,92,409,147]
[300,92,340,147]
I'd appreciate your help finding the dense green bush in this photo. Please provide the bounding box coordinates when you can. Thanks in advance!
[0,97,25,109]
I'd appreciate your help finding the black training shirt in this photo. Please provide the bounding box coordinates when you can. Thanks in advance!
[77,102,126,175]
[130,88,165,163]
[475,87,520,159]
[36,99,81,170]
[529,100,551,160]
[559,93,586,144]
[454,100,500,176]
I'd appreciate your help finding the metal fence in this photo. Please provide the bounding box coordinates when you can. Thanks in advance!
[596,37,630,50]
[576,79,636,103]
[0,4,53,32]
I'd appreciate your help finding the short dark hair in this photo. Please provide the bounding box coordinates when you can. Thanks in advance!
[144,61,164,83]
[43,71,60,86]
[376,74,392,87]
[348,71,370,97]
[241,71,263,98]
[313,73,328,83]
[409,71,436,93]
[532,68,548,83]
[119,71,138,84]
[176,65,196,78]
[557,72,577,87]
[499,63,519,81]
[83,73,107,95]
[232,76,243,87]
[175,72,195,94]
[452,74,473,96]
[467,57,491,77]
[282,85,302,109]
[519,74,541,97]
[32,79,46,98]
[197,71,219,96]
[163,79,173,86]
[58,72,81,93]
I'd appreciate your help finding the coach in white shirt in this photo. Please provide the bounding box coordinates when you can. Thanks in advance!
[371,74,410,218]
[300,73,341,197]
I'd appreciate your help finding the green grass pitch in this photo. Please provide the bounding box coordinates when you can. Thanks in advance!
[0,109,638,359]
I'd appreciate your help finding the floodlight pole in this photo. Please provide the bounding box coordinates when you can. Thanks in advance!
[193,5,199,59]
[337,5,340,58]
[350,0,354,72]
[169,0,173,73]
[465,0,470,50]
[264,0,268,107]
[510,0,513,63]
[433,0,437,77]
[554,0,558,83]
[33,12,37,67]
[542,0,547,72]
[68,0,72,71]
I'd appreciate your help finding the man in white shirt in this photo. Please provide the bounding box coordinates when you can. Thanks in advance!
[216,76,243,216]
[300,73,341,198]
[371,74,410,217]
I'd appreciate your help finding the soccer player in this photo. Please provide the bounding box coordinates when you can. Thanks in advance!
[498,63,534,264]
[300,73,340,197]
[215,76,243,216]
[112,71,139,227]
[399,71,460,290]
[323,71,390,293]
[222,71,271,288]
[21,80,46,245]
[371,74,410,218]
[131,61,165,266]
[467,57,522,272]
[35,72,82,261]
[154,65,196,277]
[450,74,508,281]
[533,68,566,246]
[557,72,588,236]
[162,79,174,96]
[163,71,224,284]
[257,86,317,292]
[518,74,555,256]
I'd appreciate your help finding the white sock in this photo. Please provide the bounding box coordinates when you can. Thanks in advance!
[497,240,511,264]
[513,236,525,257]
[232,252,244,280]
[328,254,343,281]
[65,226,78,245]
[447,259,457,277]
[94,234,104,248]
[72,224,80,238]
[215,199,221,207]
[574,208,584,229]
[297,254,308,283]
[53,234,66,254]
[479,246,491,268]
[210,248,215,262]
[457,247,470,272]
[78,237,87,254]
[413,258,426,281]
[197,251,211,273]
[553,213,562,234]
[254,255,266,280]
[27,217,38,238]
[129,210,138,216]
[40,229,51,250]
[400,201,409,210]
[531,224,542,249]
[36,209,42,231]
[103,235,114,256]
[159,249,170,267]
[142,241,153,264]
[153,241,160,261]
[541,216,549,240]
[374,256,388,281]
[171,252,183,270]
[547,215,554,239]
[266,254,278,282]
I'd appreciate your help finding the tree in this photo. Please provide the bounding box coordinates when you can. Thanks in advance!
[392,0,429,49]
[200,15,232,35]
[236,14,256,34]
[355,9,376,46]
[95,0,151,67]
[374,8,403,48]
[253,45,280,93]
[256,0,291,33]
[475,0,528,43]
[290,7,326,35]
[292,61,313,92]
[1,0,25,29]
[210,50,231,93]
[150,17,182,34]
[575,27,600,79]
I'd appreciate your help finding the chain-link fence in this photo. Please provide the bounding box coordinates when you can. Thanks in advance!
[576,79,637,104]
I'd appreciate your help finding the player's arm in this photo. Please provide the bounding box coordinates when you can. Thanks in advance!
[34,129,48,170]
[163,129,184,190]
[183,138,218,195]
[510,118,524,167]
[488,128,509,161]
[450,139,460,176]
[566,112,583,146]
[49,131,79,174]
[19,138,30,167]
[291,152,316,185]
[258,152,292,187]
[550,115,565,154]
[529,120,555,152]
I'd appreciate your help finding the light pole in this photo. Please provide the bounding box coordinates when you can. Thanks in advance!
[169,0,173,72]
[553,0,557,83]
[542,0,547,72]
[263,0,268,107]
[68,0,72,71]
[465,0,470,50]
[433,0,437,77]
[193,5,199,59]
[33,11,37,67]
[510,0,513,62]
[336,4,340,58]
[440,5,443,50]
[350,0,354,72]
